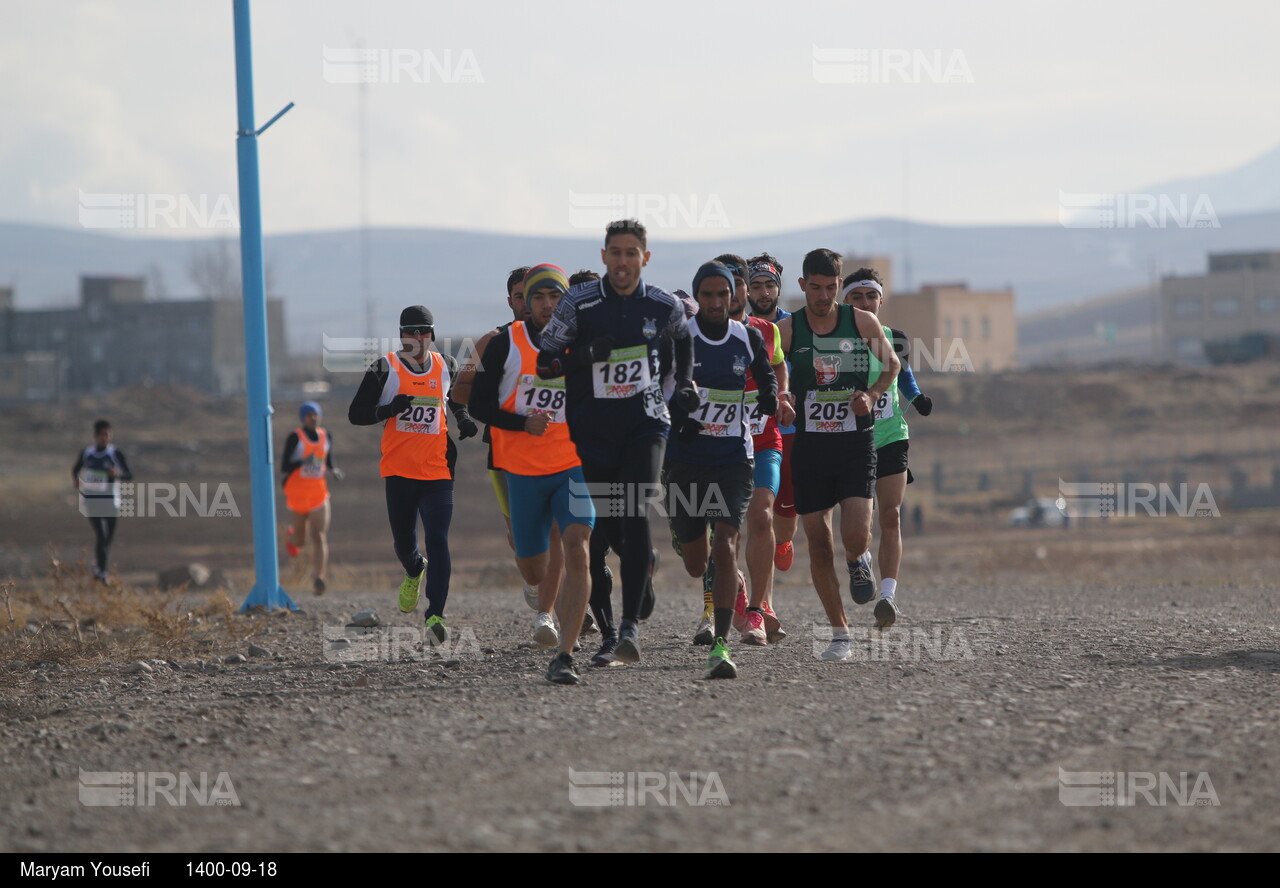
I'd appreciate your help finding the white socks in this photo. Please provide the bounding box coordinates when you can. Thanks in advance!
[880,578,897,600]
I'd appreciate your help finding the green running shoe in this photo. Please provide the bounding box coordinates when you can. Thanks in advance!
[424,614,449,647]
[399,562,426,613]
[705,637,737,680]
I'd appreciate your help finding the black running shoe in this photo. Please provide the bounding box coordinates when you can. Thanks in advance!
[313,576,326,596]
[547,652,580,685]
[590,635,619,667]
[613,620,641,664]
[849,551,876,605]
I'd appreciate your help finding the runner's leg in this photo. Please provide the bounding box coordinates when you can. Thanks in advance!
[416,480,454,620]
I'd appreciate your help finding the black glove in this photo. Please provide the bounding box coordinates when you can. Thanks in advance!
[674,383,702,414]
[677,418,704,442]
[913,394,933,416]
[756,393,778,418]
[455,416,479,440]
[376,393,414,422]
[585,335,615,364]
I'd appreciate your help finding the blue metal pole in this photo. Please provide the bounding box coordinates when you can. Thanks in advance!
[233,0,295,611]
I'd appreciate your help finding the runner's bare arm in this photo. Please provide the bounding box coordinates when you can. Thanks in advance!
[450,328,497,406]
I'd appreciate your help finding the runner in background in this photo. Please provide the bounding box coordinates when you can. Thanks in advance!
[281,401,344,595]
[748,253,799,573]
[72,419,133,585]
[843,269,933,627]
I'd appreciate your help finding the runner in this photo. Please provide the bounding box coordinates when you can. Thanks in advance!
[537,219,697,665]
[72,419,133,585]
[776,249,900,660]
[470,264,596,684]
[568,268,623,666]
[842,268,934,627]
[720,254,794,645]
[280,401,344,595]
[668,261,776,677]
[348,306,478,647]
[748,253,800,574]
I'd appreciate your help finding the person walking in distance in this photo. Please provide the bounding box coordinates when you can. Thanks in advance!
[73,419,133,585]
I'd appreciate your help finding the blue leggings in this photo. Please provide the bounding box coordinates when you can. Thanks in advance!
[385,476,453,619]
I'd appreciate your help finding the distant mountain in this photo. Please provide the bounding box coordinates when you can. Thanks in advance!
[3,209,1280,354]
[1138,144,1280,219]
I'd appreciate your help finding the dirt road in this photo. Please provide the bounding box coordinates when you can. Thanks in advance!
[3,521,1276,853]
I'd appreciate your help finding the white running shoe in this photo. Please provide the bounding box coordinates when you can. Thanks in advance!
[819,636,853,661]
[533,612,559,649]
[523,583,539,611]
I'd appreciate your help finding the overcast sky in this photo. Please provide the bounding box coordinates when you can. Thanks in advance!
[3,0,1278,240]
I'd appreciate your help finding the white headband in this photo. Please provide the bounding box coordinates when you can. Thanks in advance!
[842,279,883,297]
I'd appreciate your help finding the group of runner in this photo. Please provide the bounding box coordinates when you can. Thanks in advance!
[73,219,933,686]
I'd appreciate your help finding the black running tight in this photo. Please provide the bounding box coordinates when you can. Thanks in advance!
[384,476,453,619]
[580,435,666,623]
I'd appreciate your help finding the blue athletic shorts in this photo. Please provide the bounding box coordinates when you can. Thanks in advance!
[753,447,782,496]
[506,465,596,558]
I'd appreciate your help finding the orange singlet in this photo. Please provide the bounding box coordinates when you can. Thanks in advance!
[490,322,580,476]
[284,426,330,513]
[378,352,451,481]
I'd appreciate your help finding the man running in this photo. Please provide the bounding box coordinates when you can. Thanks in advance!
[721,254,794,645]
[452,266,568,617]
[668,261,776,678]
[281,401,344,595]
[776,250,899,661]
[537,219,698,665]
[73,419,133,585]
[748,253,800,574]
[469,264,596,683]
[843,269,933,626]
[348,306,478,647]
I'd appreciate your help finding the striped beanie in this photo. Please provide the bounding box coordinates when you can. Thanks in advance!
[523,263,569,297]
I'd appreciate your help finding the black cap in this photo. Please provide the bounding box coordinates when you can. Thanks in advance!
[399,305,435,327]
[399,309,435,330]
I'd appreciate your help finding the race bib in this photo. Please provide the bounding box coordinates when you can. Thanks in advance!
[804,390,858,433]
[872,391,894,422]
[515,374,567,423]
[300,455,325,479]
[692,388,745,438]
[395,396,442,434]
[592,345,652,399]
[80,468,112,495]
[642,382,670,422]
[747,398,769,437]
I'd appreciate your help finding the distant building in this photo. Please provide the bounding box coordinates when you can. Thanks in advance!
[877,282,1017,373]
[1161,252,1280,364]
[0,276,286,400]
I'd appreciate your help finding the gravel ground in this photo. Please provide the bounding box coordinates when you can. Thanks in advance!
[2,522,1277,853]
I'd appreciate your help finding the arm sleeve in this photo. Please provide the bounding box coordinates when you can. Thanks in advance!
[537,292,578,356]
[892,328,923,402]
[747,326,777,400]
[280,433,301,477]
[348,359,389,426]
[326,432,336,470]
[113,451,133,482]
[467,333,527,433]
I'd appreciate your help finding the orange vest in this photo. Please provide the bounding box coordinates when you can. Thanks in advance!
[379,352,451,480]
[284,427,330,512]
[490,322,580,476]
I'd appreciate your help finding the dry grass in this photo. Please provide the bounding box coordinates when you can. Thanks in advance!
[0,549,265,678]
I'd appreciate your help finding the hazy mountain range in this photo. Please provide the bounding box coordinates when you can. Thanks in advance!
[4,145,1279,354]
